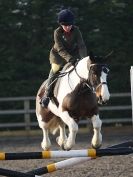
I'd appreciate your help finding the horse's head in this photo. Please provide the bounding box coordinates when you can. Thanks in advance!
[87,52,110,104]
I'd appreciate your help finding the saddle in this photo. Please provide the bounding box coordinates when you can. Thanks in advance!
[38,62,73,105]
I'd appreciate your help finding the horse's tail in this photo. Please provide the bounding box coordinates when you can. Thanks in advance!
[48,116,62,135]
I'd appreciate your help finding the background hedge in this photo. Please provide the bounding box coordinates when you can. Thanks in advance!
[0,0,133,97]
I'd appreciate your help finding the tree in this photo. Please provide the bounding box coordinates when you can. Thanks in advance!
[0,0,133,96]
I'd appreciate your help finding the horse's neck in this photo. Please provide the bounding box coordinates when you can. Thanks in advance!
[74,81,92,95]
[75,56,90,80]
[67,57,90,89]
[56,57,90,100]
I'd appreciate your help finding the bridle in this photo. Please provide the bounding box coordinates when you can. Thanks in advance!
[74,62,109,97]
[95,81,107,92]
[88,64,109,91]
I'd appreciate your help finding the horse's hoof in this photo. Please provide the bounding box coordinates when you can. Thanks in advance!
[61,144,66,150]
[91,143,102,149]
[41,142,51,150]
[56,136,68,150]
[63,143,72,151]
[59,143,71,151]
[63,146,71,151]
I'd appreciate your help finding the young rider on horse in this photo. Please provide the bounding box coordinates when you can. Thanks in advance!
[40,8,87,108]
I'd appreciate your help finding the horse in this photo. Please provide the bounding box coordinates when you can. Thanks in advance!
[36,53,110,150]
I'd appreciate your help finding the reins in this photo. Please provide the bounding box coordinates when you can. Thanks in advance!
[74,62,95,92]
[49,59,108,93]
[46,64,76,88]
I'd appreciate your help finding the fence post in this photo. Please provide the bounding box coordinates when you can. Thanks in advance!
[130,66,133,125]
[24,99,31,133]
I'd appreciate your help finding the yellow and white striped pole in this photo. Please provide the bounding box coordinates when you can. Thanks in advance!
[46,157,91,173]
[0,141,132,177]
[0,147,132,160]
[42,148,96,159]
[27,141,133,175]
[0,149,96,160]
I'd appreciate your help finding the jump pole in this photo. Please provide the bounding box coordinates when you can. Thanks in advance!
[0,168,41,177]
[0,147,132,160]
[0,141,132,177]
[26,140,133,175]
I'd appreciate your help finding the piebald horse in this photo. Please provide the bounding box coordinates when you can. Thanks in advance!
[36,53,110,150]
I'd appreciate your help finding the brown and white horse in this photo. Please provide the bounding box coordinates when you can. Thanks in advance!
[36,53,110,150]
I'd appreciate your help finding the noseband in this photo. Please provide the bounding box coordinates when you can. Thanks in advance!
[95,82,107,92]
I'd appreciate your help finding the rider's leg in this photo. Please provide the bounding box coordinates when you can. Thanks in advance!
[40,63,61,108]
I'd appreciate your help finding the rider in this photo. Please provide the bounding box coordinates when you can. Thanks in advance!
[40,8,87,108]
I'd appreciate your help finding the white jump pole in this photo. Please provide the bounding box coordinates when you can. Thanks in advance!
[130,66,133,125]
[46,157,91,173]
[27,141,133,175]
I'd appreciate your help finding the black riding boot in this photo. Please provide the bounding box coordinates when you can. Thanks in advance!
[40,70,56,108]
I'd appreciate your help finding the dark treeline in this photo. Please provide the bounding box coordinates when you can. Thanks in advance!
[0,0,133,97]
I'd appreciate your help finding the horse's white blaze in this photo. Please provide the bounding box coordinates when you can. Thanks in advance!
[91,115,102,148]
[100,71,110,101]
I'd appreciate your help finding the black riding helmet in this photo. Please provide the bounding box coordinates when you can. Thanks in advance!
[58,9,74,25]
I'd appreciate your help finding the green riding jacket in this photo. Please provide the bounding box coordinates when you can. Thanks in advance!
[49,25,87,65]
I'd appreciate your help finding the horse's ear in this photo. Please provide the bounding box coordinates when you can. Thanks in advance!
[89,51,95,63]
[95,56,104,63]
[89,51,94,60]
[89,51,103,63]
[104,50,114,61]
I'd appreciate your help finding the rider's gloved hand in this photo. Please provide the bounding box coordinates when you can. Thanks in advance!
[69,58,76,66]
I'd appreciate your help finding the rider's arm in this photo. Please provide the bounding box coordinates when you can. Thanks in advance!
[76,27,87,58]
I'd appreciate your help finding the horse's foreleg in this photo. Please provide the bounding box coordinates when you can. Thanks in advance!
[56,122,67,149]
[37,115,51,150]
[59,111,78,150]
[41,128,51,150]
[91,114,102,149]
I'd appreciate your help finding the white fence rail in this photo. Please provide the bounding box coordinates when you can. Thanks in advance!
[0,93,132,130]
[130,66,133,125]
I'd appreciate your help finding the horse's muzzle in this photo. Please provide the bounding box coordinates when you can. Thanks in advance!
[98,96,108,105]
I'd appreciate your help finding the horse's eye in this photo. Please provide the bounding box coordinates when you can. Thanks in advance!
[102,67,109,74]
